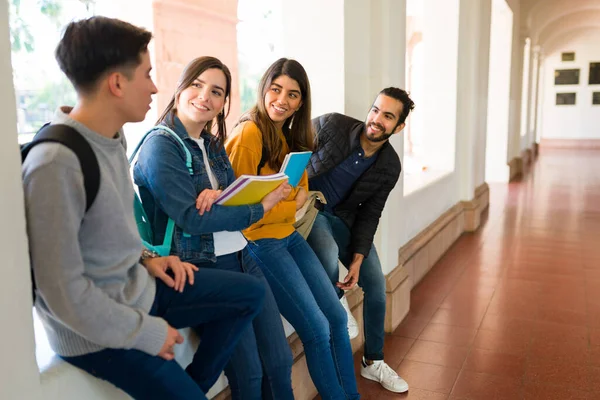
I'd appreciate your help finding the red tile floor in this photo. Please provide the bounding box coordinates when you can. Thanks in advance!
[320,148,600,399]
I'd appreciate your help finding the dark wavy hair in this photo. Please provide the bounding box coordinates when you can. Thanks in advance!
[378,87,415,126]
[156,56,232,149]
[236,58,314,170]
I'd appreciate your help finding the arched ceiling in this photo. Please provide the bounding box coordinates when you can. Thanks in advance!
[543,27,600,55]
[520,0,600,53]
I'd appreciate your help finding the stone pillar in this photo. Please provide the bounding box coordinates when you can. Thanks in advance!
[529,45,541,150]
[152,0,240,129]
[0,3,42,399]
[456,0,492,233]
[507,31,526,163]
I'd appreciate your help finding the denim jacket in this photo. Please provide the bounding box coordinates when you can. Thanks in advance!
[133,116,264,263]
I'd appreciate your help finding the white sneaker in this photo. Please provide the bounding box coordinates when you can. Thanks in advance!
[360,357,409,393]
[340,296,359,340]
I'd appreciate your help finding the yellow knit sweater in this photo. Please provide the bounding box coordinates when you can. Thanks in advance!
[225,121,308,241]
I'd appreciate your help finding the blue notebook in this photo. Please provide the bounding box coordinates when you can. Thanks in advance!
[279,151,312,187]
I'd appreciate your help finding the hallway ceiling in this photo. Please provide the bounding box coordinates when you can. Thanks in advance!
[521,0,600,53]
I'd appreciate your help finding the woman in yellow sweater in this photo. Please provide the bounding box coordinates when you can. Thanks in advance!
[226,58,360,399]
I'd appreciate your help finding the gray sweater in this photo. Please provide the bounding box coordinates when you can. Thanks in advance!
[22,107,167,357]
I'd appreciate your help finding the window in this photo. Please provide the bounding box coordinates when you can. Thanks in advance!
[561,52,575,62]
[556,92,576,105]
[237,0,282,113]
[403,0,459,195]
[10,0,94,143]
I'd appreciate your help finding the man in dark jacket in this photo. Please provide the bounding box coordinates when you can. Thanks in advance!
[307,87,414,393]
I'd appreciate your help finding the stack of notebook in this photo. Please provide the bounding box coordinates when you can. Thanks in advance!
[215,151,313,206]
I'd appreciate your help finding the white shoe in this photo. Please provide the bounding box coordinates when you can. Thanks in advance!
[340,296,359,340]
[360,357,409,393]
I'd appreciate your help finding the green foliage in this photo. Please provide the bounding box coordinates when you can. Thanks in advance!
[10,0,34,52]
[39,0,63,26]
[10,0,96,52]
[28,77,76,111]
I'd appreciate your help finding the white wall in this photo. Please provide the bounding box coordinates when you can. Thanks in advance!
[0,2,42,400]
[540,33,600,139]
[280,0,346,117]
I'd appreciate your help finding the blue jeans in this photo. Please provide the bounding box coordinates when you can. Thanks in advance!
[247,231,360,400]
[306,211,387,360]
[61,268,265,400]
[196,249,293,400]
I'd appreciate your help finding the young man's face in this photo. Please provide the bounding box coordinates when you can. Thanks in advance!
[121,50,158,123]
[364,94,405,143]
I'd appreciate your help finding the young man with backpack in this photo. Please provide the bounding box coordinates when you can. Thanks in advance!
[22,16,265,400]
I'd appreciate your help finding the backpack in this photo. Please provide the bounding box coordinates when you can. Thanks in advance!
[21,124,100,301]
[128,125,195,257]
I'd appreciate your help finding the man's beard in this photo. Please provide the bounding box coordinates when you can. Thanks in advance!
[365,122,394,142]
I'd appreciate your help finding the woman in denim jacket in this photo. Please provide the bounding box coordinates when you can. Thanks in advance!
[133,56,294,400]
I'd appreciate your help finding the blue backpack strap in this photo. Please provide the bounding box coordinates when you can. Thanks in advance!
[129,125,194,256]
[129,125,193,174]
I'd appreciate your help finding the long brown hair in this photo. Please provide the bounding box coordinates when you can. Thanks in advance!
[157,56,232,149]
[236,58,314,170]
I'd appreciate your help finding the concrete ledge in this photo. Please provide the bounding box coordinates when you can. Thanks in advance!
[383,183,490,333]
[508,156,523,181]
[45,183,491,400]
[540,138,600,149]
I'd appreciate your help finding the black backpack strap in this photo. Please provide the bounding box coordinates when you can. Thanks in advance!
[22,124,100,211]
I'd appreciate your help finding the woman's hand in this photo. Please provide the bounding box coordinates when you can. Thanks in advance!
[196,189,223,215]
[144,255,198,293]
[261,181,292,212]
[295,187,308,210]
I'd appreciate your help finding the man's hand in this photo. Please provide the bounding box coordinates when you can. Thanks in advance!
[295,187,308,211]
[144,255,198,293]
[196,189,223,215]
[261,181,292,212]
[158,325,184,361]
[337,254,364,291]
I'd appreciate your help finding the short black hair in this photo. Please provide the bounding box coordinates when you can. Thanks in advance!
[55,16,152,94]
[379,87,415,124]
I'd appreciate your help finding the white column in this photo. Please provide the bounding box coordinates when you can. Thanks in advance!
[529,46,541,147]
[474,0,493,187]
[519,36,531,148]
[535,55,545,143]
[485,0,513,182]
[507,31,526,161]
[369,0,407,275]
[456,0,492,201]
[0,3,42,399]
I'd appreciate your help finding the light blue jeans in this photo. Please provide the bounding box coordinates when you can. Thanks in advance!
[306,211,387,360]
[247,231,360,400]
